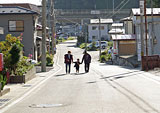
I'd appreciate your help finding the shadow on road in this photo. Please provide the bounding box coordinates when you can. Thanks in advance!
[87,81,97,84]
[55,74,66,77]
[54,72,86,77]
[100,71,143,80]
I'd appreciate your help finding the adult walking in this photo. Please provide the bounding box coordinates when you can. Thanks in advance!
[81,51,91,73]
[64,51,73,74]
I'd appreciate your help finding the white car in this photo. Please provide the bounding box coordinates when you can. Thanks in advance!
[87,41,108,49]
[95,41,108,49]
[59,34,68,40]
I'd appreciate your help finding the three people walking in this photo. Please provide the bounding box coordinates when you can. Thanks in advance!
[64,50,91,74]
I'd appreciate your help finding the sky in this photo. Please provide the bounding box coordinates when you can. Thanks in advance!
[0,0,42,5]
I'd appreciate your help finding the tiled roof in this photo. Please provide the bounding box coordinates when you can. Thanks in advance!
[0,6,38,14]
[112,34,136,41]
[112,23,124,27]
[0,3,40,14]
[90,19,113,24]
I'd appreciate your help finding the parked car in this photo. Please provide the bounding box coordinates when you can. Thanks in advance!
[87,41,108,49]
[59,34,68,40]
[96,41,108,49]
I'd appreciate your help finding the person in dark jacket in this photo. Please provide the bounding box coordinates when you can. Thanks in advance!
[64,51,73,74]
[74,59,81,74]
[81,51,91,73]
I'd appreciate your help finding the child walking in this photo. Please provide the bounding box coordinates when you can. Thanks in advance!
[74,59,81,74]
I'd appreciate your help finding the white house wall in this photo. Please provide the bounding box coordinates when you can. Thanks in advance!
[134,15,160,61]
[88,24,109,42]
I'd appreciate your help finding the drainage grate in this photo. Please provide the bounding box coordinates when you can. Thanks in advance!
[29,104,63,108]
[0,99,10,102]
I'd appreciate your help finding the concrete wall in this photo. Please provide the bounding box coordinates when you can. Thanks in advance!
[124,20,133,34]
[133,15,160,61]
[88,24,109,42]
[0,14,36,58]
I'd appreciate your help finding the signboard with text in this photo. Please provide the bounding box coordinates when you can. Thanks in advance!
[140,0,144,15]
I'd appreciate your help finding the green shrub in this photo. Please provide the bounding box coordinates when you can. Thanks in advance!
[46,54,53,66]
[87,42,97,51]
[80,43,86,49]
[9,44,21,65]
[0,71,7,90]
[77,36,85,44]
[100,50,112,62]
[68,37,75,40]
[100,55,107,63]
[15,56,34,76]
[108,41,113,47]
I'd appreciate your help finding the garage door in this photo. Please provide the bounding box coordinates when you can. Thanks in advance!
[119,41,136,55]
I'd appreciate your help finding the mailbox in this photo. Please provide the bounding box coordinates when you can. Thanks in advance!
[0,53,3,71]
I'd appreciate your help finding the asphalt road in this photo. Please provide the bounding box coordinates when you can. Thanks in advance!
[2,40,160,113]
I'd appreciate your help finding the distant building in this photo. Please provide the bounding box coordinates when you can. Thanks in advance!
[88,19,113,42]
[120,17,134,34]
[109,23,125,35]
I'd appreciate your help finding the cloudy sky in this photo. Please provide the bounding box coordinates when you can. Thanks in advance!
[0,0,42,5]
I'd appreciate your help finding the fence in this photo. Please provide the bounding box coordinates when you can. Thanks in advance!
[142,55,160,71]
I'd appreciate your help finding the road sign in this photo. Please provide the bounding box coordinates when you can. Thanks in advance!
[91,10,100,15]
[0,53,3,71]
[140,0,144,15]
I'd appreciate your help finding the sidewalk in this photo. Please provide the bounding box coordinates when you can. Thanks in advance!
[0,49,61,110]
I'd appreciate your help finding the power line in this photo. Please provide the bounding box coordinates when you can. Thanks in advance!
[109,0,131,18]
[105,0,128,18]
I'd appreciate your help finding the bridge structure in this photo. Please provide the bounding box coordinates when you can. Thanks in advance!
[55,9,131,24]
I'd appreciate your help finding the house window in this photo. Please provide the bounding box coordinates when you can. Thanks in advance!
[100,26,104,30]
[92,36,96,40]
[92,26,97,30]
[9,21,24,32]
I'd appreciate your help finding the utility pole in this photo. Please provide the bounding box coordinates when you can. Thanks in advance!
[47,0,51,54]
[140,0,144,62]
[99,17,101,60]
[51,0,56,55]
[113,0,115,14]
[151,0,154,55]
[144,0,148,56]
[85,24,87,50]
[41,0,47,72]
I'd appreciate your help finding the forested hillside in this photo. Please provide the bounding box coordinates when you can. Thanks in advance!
[54,0,139,9]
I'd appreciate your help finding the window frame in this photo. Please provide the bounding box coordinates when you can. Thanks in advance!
[8,20,24,32]
[92,26,97,30]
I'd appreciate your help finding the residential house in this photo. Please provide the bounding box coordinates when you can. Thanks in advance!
[36,24,50,61]
[131,8,160,61]
[110,17,136,56]
[120,17,134,34]
[0,5,39,60]
[109,23,125,35]
[88,19,113,42]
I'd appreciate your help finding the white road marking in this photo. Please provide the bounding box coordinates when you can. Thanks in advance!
[0,48,62,113]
